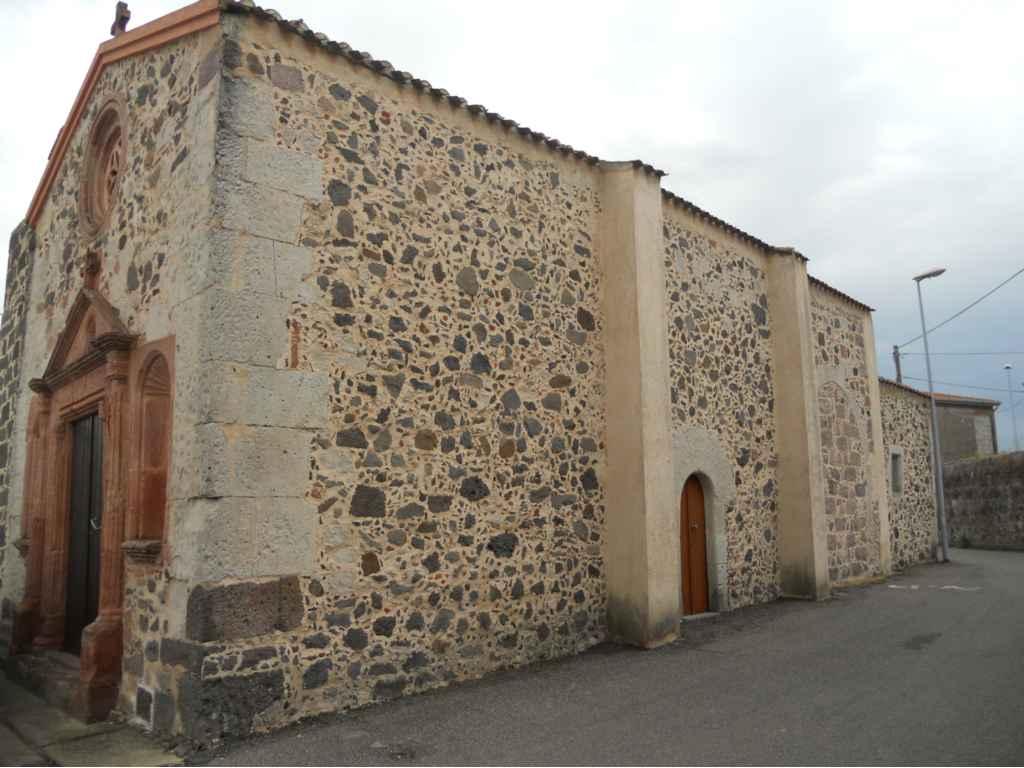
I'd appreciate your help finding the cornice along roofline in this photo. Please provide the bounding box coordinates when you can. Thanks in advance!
[878,376,930,400]
[878,377,1002,408]
[808,275,874,313]
[220,2,628,173]
[226,2,832,255]
[661,189,805,259]
[931,391,1001,408]
[27,0,849,279]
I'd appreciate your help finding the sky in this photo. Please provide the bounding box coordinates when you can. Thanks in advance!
[1,0,1022,449]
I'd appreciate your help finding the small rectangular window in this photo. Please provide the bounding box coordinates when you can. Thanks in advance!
[890,451,904,496]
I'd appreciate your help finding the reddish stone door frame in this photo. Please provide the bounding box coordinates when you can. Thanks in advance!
[10,287,171,721]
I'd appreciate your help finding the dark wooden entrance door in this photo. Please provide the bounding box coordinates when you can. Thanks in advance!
[680,475,709,615]
[65,413,103,654]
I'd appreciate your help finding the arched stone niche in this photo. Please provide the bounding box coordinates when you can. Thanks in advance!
[125,350,172,557]
[672,426,736,613]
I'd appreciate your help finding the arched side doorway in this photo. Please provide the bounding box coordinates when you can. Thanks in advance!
[680,475,709,615]
[672,427,734,614]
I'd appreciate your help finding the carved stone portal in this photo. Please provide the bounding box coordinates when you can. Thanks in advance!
[11,287,173,722]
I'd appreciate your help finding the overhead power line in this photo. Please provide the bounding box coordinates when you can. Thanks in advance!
[898,264,1024,349]
[902,375,1010,395]
[899,351,1024,357]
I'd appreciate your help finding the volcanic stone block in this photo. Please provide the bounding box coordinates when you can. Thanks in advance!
[179,668,285,742]
[185,577,303,642]
[136,687,153,721]
[160,638,215,671]
[152,691,176,734]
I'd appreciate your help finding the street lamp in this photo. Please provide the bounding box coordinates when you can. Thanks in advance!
[914,267,950,562]
[1005,364,1019,452]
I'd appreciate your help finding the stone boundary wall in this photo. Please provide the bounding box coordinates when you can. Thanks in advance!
[945,453,1024,550]
[937,404,998,462]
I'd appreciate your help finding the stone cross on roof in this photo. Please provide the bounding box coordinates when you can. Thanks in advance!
[110,2,131,37]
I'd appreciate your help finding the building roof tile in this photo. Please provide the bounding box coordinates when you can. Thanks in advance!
[931,391,1001,408]
[223,1,627,171]
[808,275,874,313]
[879,376,930,399]
[878,377,1001,408]
[221,2,819,256]
[21,0,883,317]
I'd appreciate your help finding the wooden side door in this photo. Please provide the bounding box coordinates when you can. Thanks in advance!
[680,475,709,615]
[64,413,103,654]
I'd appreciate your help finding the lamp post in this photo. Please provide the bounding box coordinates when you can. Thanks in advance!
[914,268,950,562]
[1005,364,1019,452]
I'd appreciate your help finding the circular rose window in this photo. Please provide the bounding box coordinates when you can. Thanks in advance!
[80,101,126,236]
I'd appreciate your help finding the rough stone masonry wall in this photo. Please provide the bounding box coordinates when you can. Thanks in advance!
[0,27,221,720]
[879,382,937,570]
[663,207,780,606]
[945,453,1024,550]
[152,15,609,741]
[0,223,36,630]
[810,287,880,584]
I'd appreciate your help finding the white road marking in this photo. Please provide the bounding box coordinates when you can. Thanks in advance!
[887,583,981,592]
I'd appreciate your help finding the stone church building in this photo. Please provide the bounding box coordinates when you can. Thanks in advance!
[0,0,938,741]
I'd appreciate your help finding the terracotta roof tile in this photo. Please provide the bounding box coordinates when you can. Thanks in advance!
[25,0,885,310]
[661,189,802,257]
[879,376,930,399]
[808,275,874,313]
[225,2,854,259]
[878,377,1001,408]
[225,5,765,207]
[222,1,618,171]
[931,391,1001,408]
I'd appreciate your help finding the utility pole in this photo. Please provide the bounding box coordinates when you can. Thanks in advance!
[893,345,902,384]
[1005,364,1019,452]
[914,268,950,562]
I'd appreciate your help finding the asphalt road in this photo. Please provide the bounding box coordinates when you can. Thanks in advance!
[204,549,1024,766]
